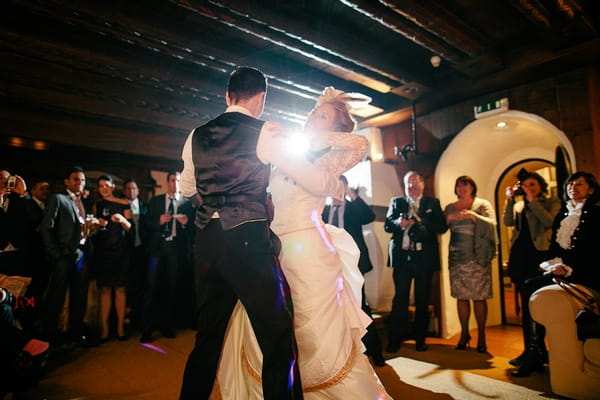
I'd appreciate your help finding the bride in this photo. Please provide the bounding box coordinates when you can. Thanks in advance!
[213,88,392,399]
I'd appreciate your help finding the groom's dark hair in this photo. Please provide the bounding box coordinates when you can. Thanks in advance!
[227,66,267,102]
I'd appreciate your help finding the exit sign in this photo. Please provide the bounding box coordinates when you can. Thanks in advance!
[474,97,509,119]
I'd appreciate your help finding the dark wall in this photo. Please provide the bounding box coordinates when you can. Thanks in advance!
[1,138,182,201]
[380,67,599,187]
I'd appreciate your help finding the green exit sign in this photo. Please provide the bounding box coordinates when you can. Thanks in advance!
[474,97,509,119]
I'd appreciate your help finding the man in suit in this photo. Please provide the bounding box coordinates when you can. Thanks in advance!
[123,179,148,329]
[384,170,446,352]
[179,66,342,400]
[0,169,28,277]
[23,180,51,299]
[322,175,386,366]
[40,166,92,346]
[140,172,194,343]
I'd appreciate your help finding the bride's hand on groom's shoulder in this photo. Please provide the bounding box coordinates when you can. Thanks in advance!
[263,121,285,138]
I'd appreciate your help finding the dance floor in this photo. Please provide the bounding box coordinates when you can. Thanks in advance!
[16,324,559,400]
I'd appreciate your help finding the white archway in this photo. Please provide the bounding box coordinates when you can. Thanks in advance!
[434,110,575,338]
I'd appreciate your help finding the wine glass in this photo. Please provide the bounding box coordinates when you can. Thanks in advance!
[100,207,109,230]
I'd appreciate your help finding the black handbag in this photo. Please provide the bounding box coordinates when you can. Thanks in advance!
[554,278,600,340]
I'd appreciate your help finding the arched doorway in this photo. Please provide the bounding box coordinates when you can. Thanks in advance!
[434,110,575,339]
[495,161,557,326]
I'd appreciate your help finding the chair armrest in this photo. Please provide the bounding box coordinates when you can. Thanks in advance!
[529,284,600,400]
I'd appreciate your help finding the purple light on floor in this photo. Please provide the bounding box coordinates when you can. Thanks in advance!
[140,342,168,354]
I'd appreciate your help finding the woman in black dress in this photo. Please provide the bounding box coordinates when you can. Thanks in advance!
[93,175,132,341]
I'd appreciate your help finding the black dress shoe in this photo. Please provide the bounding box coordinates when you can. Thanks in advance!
[415,343,428,352]
[371,354,386,367]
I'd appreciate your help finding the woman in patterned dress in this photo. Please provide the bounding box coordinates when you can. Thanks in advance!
[444,176,497,353]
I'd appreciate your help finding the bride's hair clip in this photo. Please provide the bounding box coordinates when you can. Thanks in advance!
[317,87,371,112]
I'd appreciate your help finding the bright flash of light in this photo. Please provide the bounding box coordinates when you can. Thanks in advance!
[286,133,310,156]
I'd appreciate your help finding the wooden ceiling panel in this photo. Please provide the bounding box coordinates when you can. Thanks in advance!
[1,0,598,160]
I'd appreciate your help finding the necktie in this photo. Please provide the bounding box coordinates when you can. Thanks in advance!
[165,197,175,238]
[331,205,340,227]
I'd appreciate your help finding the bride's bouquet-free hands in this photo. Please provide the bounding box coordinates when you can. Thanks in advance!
[539,257,573,277]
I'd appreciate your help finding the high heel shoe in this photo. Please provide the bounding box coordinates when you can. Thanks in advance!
[455,334,471,350]
[477,344,487,353]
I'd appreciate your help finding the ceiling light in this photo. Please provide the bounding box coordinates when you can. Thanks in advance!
[351,104,384,118]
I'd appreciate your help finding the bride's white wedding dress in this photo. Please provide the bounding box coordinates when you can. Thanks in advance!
[213,133,392,399]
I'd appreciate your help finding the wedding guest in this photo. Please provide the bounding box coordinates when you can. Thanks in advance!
[502,171,560,367]
[123,179,148,329]
[92,175,132,341]
[512,171,600,377]
[40,166,93,347]
[385,171,446,352]
[444,175,496,353]
[140,172,193,343]
[0,169,28,277]
[24,180,52,299]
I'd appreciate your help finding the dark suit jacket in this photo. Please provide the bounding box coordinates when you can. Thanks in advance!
[0,193,27,251]
[129,198,148,248]
[40,192,84,261]
[323,196,375,274]
[384,196,446,270]
[23,195,45,254]
[549,200,600,291]
[142,194,194,256]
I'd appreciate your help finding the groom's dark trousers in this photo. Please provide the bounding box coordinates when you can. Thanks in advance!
[180,218,302,399]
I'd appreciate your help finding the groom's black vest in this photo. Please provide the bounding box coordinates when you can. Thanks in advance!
[191,112,270,230]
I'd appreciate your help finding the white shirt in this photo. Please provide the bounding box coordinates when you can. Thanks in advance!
[129,198,142,247]
[328,202,345,229]
[129,198,139,215]
[402,195,422,250]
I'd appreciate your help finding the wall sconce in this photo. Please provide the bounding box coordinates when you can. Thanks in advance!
[430,55,441,68]
[394,144,415,162]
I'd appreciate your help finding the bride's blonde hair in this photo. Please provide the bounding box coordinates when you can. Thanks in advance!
[315,87,371,133]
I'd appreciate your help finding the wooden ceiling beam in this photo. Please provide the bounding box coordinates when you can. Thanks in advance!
[337,0,466,63]
[339,0,503,77]
[4,1,385,119]
[380,0,486,58]
[183,0,423,97]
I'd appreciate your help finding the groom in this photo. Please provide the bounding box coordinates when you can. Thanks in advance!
[179,67,343,399]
